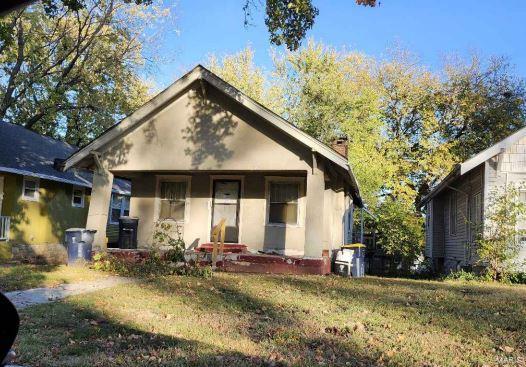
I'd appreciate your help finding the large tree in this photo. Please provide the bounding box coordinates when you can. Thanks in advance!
[0,0,170,145]
[438,55,526,162]
[3,0,377,52]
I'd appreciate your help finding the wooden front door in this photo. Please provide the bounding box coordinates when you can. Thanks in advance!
[211,180,241,243]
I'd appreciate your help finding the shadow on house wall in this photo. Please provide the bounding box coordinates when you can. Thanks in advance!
[182,85,237,169]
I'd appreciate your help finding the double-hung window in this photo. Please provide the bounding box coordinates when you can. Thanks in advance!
[268,181,300,225]
[22,177,39,201]
[109,194,130,224]
[71,187,85,208]
[159,181,187,222]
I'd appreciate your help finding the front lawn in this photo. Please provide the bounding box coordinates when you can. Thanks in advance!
[0,264,111,292]
[13,273,526,366]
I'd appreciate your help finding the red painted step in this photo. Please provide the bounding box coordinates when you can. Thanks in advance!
[195,243,248,253]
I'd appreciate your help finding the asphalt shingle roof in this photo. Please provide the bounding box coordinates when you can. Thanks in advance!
[0,121,130,195]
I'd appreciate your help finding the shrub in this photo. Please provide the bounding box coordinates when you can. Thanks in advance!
[152,220,185,262]
[375,199,425,270]
[444,269,482,282]
[92,252,212,278]
[507,272,526,285]
[476,185,526,281]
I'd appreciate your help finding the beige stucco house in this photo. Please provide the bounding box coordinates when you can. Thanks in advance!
[62,65,363,260]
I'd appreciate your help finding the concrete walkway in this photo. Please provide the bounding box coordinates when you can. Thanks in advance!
[5,276,133,310]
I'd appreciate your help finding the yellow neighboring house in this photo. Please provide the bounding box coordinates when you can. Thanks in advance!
[0,121,130,263]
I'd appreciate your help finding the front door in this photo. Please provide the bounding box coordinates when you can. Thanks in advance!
[211,180,241,243]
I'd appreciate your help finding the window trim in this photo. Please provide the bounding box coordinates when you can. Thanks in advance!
[71,186,85,208]
[21,177,40,202]
[109,193,130,225]
[154,175,191,224]
[265,176,304,228]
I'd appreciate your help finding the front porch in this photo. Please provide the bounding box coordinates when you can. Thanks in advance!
[91,169,350,265]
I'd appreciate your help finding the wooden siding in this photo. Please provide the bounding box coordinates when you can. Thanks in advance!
[425,202,432,257]
[435,164,483,271]
[427,135,526,272]
[0,172,90,246]
[431,199,445,258]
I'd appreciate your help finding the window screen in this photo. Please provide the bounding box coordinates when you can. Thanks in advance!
[159,181,187,221]
[268,182,299,225]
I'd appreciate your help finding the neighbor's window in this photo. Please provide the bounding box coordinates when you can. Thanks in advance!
[159,181,187,221]
[109,194,130,224]
[22,177,39,201]
[71,187,85,208]
[450,192,458,235]
[268,181,300,225]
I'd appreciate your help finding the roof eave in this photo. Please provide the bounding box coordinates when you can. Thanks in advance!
[62,64,363,203]
[419,165,461,207]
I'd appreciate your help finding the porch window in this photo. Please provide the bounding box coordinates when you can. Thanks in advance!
[22,177,39,201]
[71,186,85,208]
[268,182,299,225]
[159,181,187,221]
[109,194,130,224]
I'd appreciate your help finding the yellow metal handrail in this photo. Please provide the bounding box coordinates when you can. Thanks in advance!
[211,218,226,268]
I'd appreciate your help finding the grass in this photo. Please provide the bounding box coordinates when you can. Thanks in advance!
[10,272,526,366]
[0,264,111,292]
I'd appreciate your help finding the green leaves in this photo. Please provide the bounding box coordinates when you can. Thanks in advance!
[0,0,156,146]
[265,0,319,51]
[477,185,526,280]
[375,198,425,266]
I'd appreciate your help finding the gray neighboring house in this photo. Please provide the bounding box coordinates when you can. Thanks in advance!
[421,128,526,273]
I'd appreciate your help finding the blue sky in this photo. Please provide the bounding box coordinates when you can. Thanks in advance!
[150,0,526,89]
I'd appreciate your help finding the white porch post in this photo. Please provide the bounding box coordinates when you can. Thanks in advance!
[304,152,325,258]
[86,167,114,250]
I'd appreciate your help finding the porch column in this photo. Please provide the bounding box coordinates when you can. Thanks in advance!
[304,153,325,258]
[86,167,114,250]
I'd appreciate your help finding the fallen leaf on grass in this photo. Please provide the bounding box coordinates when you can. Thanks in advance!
[498,345,515,354]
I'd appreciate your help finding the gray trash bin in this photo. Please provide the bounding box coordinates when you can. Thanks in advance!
[65,228,97,264]
[350,245,365,277]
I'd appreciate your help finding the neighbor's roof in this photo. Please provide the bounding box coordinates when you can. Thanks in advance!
[62,65,363,206]
[0,121,130,195]
[420,124,526,206]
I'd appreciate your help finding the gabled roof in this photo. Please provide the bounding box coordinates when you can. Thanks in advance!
[420,125,526,205]
[459,125,526,175]
[0,121,130,195]
[62,65,363,205]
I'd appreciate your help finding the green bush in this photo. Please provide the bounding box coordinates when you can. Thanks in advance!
[375,199,425,270]
[507,272,526,285]
[152,220,185,262]
[444,270,483,282]
[92,252,212,278]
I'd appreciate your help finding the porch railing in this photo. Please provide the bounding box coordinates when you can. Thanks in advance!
[0,216,10,241]
[211,218,226,268]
